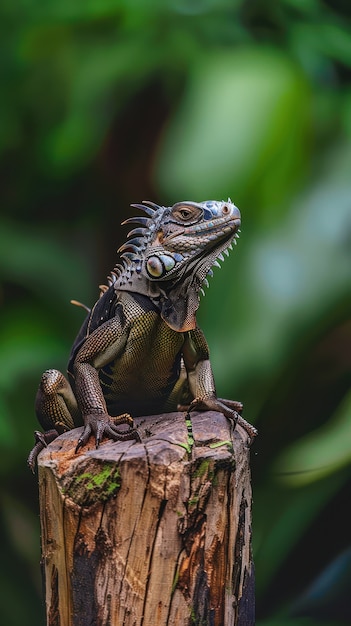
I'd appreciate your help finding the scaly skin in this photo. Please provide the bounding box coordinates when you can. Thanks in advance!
[28,199,257,471]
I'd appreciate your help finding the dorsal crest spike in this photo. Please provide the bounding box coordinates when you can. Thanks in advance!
[127,227,148,238]
[124,237,144,248]
[142,200,162,210]
[118,243,141,255]
[121,252,140,262]
[99,284,109,294]
[114,258,129,275]
[130,203,150,211]
[70,299,91,313]
[112,264,122,276]
[122,216,150,227]
[108,271,118,283]
[130,201,161,217]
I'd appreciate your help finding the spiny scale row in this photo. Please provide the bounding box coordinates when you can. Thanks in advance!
[101,201,160,292]
[100,202,240,295]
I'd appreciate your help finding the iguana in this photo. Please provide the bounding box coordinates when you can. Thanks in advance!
[28,199,257,470]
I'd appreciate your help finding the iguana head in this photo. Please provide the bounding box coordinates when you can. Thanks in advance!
[110,199,241,332]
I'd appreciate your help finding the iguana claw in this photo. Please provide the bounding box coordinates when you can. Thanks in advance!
[188,395,258,442]
[27,429,60,473]
[75,413,140,453]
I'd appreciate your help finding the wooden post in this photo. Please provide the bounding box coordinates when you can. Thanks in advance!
[38,410,255,626]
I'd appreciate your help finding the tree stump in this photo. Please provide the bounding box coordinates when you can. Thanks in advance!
[38,410,254,626]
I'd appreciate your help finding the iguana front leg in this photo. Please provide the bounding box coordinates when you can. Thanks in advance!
[183,328,258,441]
[72,317,140,450]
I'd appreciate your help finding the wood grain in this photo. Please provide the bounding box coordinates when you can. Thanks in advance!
[38,410,255,625]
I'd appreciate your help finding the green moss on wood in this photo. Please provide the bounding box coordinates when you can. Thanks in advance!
[64,463,121,507]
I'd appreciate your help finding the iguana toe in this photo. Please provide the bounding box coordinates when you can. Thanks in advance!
[27,429,60,473]
[76,413,140,452]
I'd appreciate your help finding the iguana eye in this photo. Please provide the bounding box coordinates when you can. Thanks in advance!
[179,209,191,219]
[171,205,202,223]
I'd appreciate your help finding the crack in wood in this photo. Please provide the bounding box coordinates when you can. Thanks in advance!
[71,532,100,626]
[140,498,168,626]
[116,442,149,602]
[48,564,60,626]
[231,490,249,623]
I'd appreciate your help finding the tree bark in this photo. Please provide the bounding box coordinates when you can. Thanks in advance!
[38,410,255,626]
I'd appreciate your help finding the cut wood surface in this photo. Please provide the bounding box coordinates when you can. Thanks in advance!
[38,410,255,626]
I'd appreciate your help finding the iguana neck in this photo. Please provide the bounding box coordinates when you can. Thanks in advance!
[116,270,199,332]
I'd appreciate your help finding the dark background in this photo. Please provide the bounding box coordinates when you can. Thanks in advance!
[1,1,351,624]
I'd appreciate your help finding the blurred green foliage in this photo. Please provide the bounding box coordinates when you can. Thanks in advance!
[1,0,351,624]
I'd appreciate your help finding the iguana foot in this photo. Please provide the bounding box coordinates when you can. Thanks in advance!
[27,429,60,473]
[75,413,140,452]
[178,397,243,414]
[188,395,258,443]
[217,398,258,439]
[217,397,243,413]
